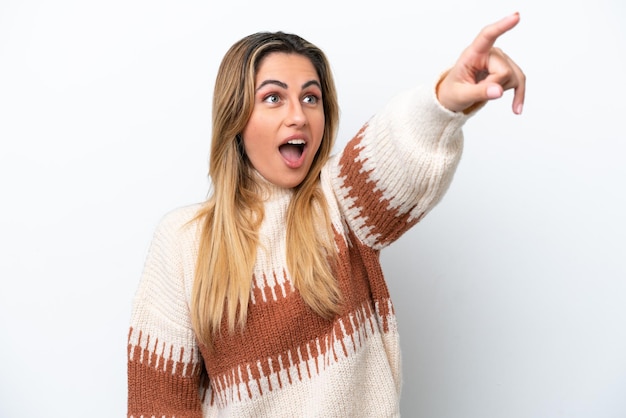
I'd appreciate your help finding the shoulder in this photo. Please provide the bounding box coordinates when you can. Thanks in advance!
[151,203,204,246]
[159,203,203,228]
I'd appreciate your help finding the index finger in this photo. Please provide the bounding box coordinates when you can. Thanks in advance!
[472,12,520,54]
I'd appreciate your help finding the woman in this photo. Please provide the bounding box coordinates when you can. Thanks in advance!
[128,13,525,417]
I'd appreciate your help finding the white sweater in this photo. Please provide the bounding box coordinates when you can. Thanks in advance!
[128,83,470,417]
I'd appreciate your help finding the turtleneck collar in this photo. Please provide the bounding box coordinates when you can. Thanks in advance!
[251,169,296,203]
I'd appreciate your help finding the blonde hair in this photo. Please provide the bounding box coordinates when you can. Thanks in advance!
[191,32,341,347]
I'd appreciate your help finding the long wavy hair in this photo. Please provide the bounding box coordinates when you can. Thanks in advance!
[191,32,341,347]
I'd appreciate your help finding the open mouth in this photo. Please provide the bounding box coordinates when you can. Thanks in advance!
[279,139,305,164]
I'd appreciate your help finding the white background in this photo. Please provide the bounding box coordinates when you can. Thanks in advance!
[1,1,624,417]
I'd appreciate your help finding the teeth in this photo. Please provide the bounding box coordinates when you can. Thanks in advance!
[287,139,305,145]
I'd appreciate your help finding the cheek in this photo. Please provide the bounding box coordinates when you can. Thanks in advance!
[309,111,325,137]
[242,137,264,162]
[241,119,265,155]
[313,116,326,149]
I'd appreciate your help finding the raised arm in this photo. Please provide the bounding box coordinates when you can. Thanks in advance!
[329,14,526,250]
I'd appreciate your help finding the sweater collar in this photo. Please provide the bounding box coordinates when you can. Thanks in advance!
[252,169,295,203]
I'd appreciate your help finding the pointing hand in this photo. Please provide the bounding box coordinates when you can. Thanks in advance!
[437,13,526,115]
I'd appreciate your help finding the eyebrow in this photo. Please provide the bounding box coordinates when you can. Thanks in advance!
[256,79,321,92]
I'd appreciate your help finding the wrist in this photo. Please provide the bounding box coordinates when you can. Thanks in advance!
[436,69,485,115]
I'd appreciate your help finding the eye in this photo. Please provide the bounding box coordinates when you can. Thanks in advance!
[303,94,320,105]
[263,93,281,104]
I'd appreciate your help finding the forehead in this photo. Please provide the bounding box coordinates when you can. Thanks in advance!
[255,52,319,84]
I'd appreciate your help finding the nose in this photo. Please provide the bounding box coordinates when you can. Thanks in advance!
[284,100,307,127]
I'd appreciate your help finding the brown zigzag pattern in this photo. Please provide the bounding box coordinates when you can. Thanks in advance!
[340,227,396,333]
[338,125,425,247]
[127,328,207,415]
[202,299,386,408]
[250,269,295,305]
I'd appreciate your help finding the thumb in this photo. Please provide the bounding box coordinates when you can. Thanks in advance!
[453,82,504,113]
[438,74,504,112]
[463,83,503,111]
[485,83,504,100]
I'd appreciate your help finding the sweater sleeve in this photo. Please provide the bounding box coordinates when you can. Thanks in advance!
[127,209,207,418]
[328,81,471,250]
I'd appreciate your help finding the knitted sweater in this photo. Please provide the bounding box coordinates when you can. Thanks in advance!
[127,84,470,417]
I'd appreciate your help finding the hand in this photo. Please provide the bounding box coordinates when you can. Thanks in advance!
[437,13,526,115]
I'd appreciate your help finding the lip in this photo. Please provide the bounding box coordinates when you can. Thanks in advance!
[279,134,309,169]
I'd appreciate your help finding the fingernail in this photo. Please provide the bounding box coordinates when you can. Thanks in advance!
[515,103,523,114]
[487,85,502,99]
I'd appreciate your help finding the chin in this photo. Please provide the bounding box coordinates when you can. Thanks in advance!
[256,165,311,189]
[273,173,307,189]
[277,179,304,189]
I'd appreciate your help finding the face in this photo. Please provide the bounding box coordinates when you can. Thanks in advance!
[241,52,325,189]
